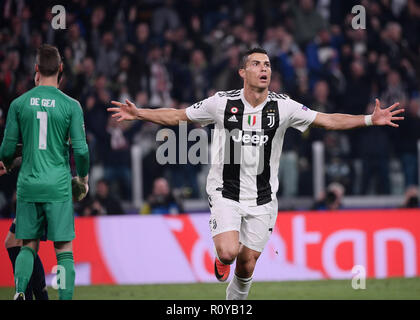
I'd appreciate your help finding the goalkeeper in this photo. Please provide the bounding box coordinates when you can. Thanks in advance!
[0,44,90,300]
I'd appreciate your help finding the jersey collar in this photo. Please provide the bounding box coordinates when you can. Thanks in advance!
[239,89,270,112]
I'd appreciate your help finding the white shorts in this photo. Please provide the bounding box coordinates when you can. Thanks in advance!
[208,194,278,252]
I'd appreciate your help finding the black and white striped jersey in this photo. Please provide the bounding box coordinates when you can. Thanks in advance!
[186,89,317,208]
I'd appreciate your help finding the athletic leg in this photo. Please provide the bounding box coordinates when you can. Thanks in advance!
[54,241,75,300]
[226,244,260,300]
[46,199,76,300]
[6,219,48,299]
[213,231,240,282]
[226,201,278,300]
[14,200,46,299]
[14,239,39,297]
[5,222,34,300]
[213,231,240,265]
[209,195,242,282]
[31,255,49,300]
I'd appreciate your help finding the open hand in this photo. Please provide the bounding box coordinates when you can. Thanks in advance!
[107,99,139,122]
[372,99,404,128]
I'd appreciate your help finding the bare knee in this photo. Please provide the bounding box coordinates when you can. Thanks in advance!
[213,231,240,264]
[216,246,239,265]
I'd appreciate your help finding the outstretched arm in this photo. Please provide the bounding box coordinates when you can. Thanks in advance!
[312,99,404,130]
[108,100,190,126]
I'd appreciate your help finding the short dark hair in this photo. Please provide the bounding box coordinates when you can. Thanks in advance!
[36,44,62,76]
[239,47,268,69]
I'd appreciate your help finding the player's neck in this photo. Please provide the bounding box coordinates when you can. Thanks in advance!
[242,85,268,107]
[38,76,58,88]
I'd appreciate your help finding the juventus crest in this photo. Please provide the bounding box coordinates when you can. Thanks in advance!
[267,113,275,128]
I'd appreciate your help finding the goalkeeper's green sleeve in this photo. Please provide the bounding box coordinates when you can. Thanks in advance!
[69,102,90,177]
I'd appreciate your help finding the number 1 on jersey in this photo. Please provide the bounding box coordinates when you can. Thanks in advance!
[37,111,48,150]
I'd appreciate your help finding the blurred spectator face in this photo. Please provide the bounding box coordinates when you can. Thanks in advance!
[387,70,401,87]
[95,75,107,91]
[22,6,31,20]
[83,57,95,76]
[96,180,109,198]
[136,23,149,43]
[353,29,366,42]
[12,17,22,35]
[64,46,73,61]
[264,27,275,42]
[91,6,105,27]
[300,0,314,11]
[350,61,364,78]
[98,89,110,104]
[386,22,402,42]
[408,98,420,117]
[120,55,131,70]
[191,49,205,67]
[0,30,8,44]
[16,79,28,95]
[30,32,42,49]
[314,81,329,103]
[135,92,149,106]
[69,24,80,41]
[8,51,20,71]
[163,43,172,59]
[173,27,187,42]
[318,29,330,44]
[190,15,201,32]
[164,0,174,7]
[274,26,287,42]
[153,178,170,196]
[86,95,96,110]
[244,13,255,29]
[240,52,271,90]
[239,28,252,44]
[269,72,282,92]
[378,54,390,73]
[149,46,162,61]
[292,52,306,69]
[102,32,114,48]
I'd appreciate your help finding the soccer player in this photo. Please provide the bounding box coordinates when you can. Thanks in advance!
[108,47,404,300]
[3,218,49,300]
[0,44,90,300]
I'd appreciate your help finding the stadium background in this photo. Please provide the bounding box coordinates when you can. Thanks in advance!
[0,0,420,299]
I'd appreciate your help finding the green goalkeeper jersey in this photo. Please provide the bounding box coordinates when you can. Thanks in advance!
[0,85,90,202]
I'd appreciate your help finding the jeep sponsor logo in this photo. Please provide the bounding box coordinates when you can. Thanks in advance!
[232,131,269,146]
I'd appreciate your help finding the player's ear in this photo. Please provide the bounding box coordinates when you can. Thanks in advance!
[34,72,40,86]
[238,68,245,80]
[35,64,39,72]
[59,63,63,73]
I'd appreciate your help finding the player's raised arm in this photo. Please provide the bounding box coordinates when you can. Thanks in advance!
[312,99,404,130]
[108,99,190,126]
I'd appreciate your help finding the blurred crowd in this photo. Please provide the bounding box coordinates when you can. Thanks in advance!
[1,0,420,217]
